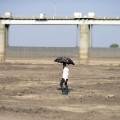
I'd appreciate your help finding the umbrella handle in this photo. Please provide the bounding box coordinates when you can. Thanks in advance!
[63,63,66,68]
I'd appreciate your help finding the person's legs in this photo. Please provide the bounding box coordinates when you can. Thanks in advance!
[60,78,65,93]
[65,79,68,95]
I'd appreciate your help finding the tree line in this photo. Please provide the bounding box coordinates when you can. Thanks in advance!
[110,43,119,48]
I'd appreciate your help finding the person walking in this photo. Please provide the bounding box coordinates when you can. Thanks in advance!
[60,63,69,95]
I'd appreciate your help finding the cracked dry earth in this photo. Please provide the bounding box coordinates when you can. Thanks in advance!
[0,63,120,120]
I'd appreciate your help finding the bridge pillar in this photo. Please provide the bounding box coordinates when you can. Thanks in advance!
[0,22,6,63]
[79,24,90,64]
[5,25,9,47]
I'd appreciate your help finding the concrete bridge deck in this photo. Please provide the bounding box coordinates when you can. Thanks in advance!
[1,16,120,25]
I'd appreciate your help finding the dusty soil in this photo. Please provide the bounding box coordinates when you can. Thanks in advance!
[0,63,120,120]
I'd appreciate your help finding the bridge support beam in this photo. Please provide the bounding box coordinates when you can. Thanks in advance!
[0,22,6,63]
[79,24,90,64]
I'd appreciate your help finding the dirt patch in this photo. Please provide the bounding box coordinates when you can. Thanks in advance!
[0,64,120,120]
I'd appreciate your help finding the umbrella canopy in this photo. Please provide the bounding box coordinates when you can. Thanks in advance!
[54,57,75,65]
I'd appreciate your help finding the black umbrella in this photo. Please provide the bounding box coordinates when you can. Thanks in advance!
[54,57,75,65]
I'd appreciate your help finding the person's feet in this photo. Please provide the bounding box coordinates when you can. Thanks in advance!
[62,87,68,95]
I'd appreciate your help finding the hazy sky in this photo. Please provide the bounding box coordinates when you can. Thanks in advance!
[0,0,120,47]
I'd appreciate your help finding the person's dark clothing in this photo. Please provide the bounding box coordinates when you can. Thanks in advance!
[60,78,68,95]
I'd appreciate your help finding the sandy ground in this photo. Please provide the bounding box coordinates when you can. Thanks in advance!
[0,63,120,120]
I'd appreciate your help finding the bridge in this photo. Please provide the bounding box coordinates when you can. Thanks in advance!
[0,12,120,64]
